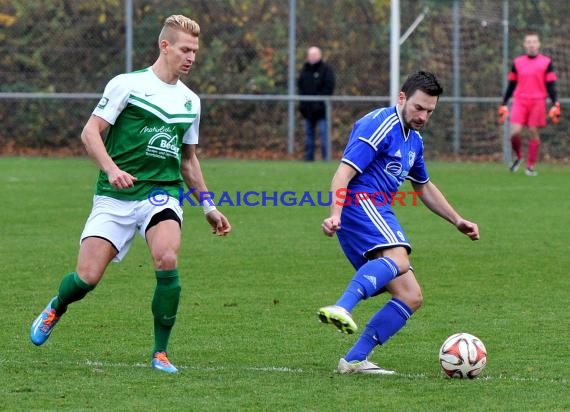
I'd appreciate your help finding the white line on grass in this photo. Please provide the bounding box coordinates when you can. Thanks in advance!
[3,358,568,383]
[86,360,306,374]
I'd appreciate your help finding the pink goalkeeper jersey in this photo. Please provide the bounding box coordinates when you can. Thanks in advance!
[508,54,557,100]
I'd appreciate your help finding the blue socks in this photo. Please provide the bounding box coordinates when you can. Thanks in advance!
[334,257,412,362]
[335,257,400,312]
[344,297,413,362]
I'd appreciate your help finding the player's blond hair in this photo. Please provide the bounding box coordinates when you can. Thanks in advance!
[158,15,200,44]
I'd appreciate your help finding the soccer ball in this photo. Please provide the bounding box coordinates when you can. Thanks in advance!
[439,332,487,379]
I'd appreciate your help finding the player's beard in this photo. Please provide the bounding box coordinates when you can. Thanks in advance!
[401,104,426,131]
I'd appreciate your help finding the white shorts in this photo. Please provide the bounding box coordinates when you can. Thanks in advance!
[80,195,183,262]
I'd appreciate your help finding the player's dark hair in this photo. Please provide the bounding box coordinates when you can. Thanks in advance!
[401,71,443,98]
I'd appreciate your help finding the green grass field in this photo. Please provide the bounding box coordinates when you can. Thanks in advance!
[1,157,569,411]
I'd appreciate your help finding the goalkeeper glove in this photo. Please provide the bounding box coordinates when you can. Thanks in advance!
[498,105,509,124]
[549,102,561,124]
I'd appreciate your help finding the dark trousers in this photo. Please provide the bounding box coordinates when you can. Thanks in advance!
[304,118,328,161]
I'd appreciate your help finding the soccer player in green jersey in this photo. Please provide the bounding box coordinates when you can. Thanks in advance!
[30,15,231,373]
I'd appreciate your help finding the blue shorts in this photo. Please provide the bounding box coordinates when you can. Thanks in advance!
[337,195,411,270]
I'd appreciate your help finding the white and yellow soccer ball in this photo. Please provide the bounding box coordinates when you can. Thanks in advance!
[439,332,487,379]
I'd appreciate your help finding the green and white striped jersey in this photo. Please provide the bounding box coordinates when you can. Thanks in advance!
[92,67,200,200]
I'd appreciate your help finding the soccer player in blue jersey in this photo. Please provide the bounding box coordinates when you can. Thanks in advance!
[318,71,480,374]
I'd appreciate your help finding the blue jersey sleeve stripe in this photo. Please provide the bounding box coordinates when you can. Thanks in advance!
[359,114,398,150]
[406,175,430,184]
[372,108,386,119]
[370,112,397,140]
[357,136,379,150]
[341,158,363,173]
[368,114,399,148]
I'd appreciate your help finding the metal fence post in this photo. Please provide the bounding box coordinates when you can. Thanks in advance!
[452,0,461,154]
[287,0,297,155]
[502,0,510,163]
[390,0,400,106]
[124,0,133,73]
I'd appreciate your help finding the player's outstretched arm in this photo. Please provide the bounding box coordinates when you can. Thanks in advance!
[411,181,479,241]
[180,144,231,236]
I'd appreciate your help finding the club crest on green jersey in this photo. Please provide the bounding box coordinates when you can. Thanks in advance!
[97,97,109,109]
[185,99,193,111]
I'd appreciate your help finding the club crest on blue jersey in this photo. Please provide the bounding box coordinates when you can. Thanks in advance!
[408,151,416,167]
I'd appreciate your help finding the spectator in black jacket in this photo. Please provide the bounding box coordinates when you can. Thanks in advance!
[297,46,335,161]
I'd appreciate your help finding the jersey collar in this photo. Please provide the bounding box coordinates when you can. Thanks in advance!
[395,105,410,141]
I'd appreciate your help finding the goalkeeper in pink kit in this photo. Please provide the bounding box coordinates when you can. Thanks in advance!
[498,31,560,176]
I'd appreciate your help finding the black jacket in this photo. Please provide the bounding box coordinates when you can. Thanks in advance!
[297,60,335,121]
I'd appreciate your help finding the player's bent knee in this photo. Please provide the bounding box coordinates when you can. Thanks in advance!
[390,279,423,312]
[394,290,423,312]
[153,251,178,270]
[75,269,104,286]
[409,290,423,312]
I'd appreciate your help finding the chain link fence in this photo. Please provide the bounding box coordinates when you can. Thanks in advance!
[0,0,568,161]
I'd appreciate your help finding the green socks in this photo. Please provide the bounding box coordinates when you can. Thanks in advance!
[50,269,180,355]
[152,269,181,353]
[52,272,95,316]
